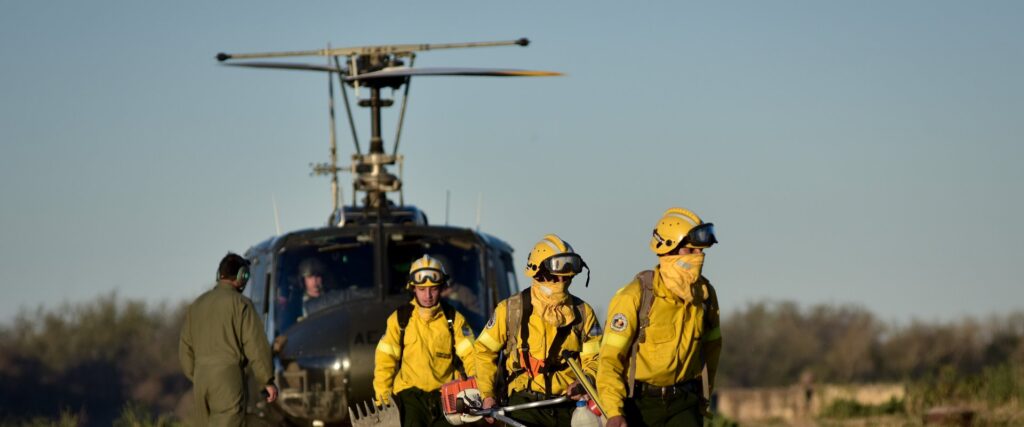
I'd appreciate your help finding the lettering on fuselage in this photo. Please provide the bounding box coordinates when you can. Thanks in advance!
[354,330,382,346]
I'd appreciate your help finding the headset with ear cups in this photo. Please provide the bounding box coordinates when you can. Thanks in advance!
[218,260,252,287]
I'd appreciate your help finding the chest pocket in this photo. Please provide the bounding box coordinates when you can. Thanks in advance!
[560,330,583,353]
[647,323,676,344]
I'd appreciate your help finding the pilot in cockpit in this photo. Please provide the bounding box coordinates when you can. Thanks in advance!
[278,258,329,331]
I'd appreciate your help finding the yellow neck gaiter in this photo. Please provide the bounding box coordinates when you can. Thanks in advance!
[414,299,441,321]
[658,253,705,304]
[530,280,575,327]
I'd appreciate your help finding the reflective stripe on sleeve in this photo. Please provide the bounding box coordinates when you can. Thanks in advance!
[456,337,473,356]
[377,341,399,358]
[603,333,630,349]
[703,326,722,342]
[477,331,502,352]
[582,340,601,355]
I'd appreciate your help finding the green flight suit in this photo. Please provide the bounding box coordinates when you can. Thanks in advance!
[180,281,274,427]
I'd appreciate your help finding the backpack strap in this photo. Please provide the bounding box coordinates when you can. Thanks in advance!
[628,270,655,398]
[519,290,536,393]
[504,291,524,369]
[395,304,415,372]
[440,301,467,379]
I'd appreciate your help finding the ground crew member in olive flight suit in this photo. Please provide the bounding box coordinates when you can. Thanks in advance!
[180,253,278,427]
[474,234,603,427]
[373,255,477,427]
[598,208,723,427]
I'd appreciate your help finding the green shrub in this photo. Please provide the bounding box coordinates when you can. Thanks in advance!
[112,402,180,427]
[819,397,904,419]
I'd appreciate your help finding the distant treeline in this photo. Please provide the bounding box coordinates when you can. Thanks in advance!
[720,301,1024,388]
[1,295,1021,424]
[0,294,189,425]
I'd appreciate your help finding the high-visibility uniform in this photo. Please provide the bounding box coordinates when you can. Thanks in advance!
[373,299,476,426]
[597,265,722,424]
[473,291,602,399]
[180,282,275,427]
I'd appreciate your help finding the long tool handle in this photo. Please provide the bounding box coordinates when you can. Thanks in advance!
[492,413,527,427]
[565,357,608,416]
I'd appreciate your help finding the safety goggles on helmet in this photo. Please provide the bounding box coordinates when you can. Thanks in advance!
[540,253,586,276]
[408,268,449,286]
[681,223,717,248]
[653,222,718,250]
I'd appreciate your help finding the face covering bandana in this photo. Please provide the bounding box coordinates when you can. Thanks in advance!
[530,280,575,327]
[415,299,441,321]
[658,253,705,303]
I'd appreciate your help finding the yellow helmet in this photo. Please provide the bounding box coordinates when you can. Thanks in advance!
[649,207,718,255]
[407,255,449,288]
[525,234,587,279]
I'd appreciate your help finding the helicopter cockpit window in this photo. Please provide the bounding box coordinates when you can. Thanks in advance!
[388,234,487,331]
[275,239,373,332]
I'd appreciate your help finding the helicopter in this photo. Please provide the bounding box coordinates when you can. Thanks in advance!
[216,38,560,426]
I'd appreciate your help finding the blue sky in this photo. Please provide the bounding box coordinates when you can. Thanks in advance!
[1,1,1022,323]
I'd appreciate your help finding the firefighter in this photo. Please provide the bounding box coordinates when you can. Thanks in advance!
[373,255,477,427]
[597,207,723,427]
[179,253,277,427]
[474,234,603,427]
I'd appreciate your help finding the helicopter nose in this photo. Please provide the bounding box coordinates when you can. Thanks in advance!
[275,356,352,422]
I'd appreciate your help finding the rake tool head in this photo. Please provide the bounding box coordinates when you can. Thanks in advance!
[348,399,401,427]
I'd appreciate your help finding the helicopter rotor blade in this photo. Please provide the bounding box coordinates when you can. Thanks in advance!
[216,38,529,62]
[345,67,562,81]
[222,61,346,73]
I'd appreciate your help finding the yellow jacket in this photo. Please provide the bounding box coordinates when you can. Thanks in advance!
[473,290,602,399]
[597,266,722,418]
[373,300,476,402]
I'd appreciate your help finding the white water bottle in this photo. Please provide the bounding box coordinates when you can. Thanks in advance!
[571,399,602,427]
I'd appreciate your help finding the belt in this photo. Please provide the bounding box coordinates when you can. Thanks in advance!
[510,389,549,400]
[634,379,701,399]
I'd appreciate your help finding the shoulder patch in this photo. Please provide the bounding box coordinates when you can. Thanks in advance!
[485,315,496,329]
[610,313,628,332]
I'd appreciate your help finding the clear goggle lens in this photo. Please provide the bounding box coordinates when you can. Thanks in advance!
[409,268,447,285]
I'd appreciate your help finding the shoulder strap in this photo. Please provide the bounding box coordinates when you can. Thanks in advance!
[440,301,467,379]
[519,290,535,380]
[395,305,414,372]
[504,292,524,366]
[628,270,655,398]
[571,296,588,340]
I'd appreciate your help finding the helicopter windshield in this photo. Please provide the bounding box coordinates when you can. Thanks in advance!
[275,238,375,332]
[274,232,487,332]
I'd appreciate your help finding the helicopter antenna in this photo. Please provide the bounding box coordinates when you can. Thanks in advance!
[350,56,361,98]
[327,48,340,215]
[312,45,349,226]
[475,192,482,231]
[445,190,451,226]
[272,193,282,235]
